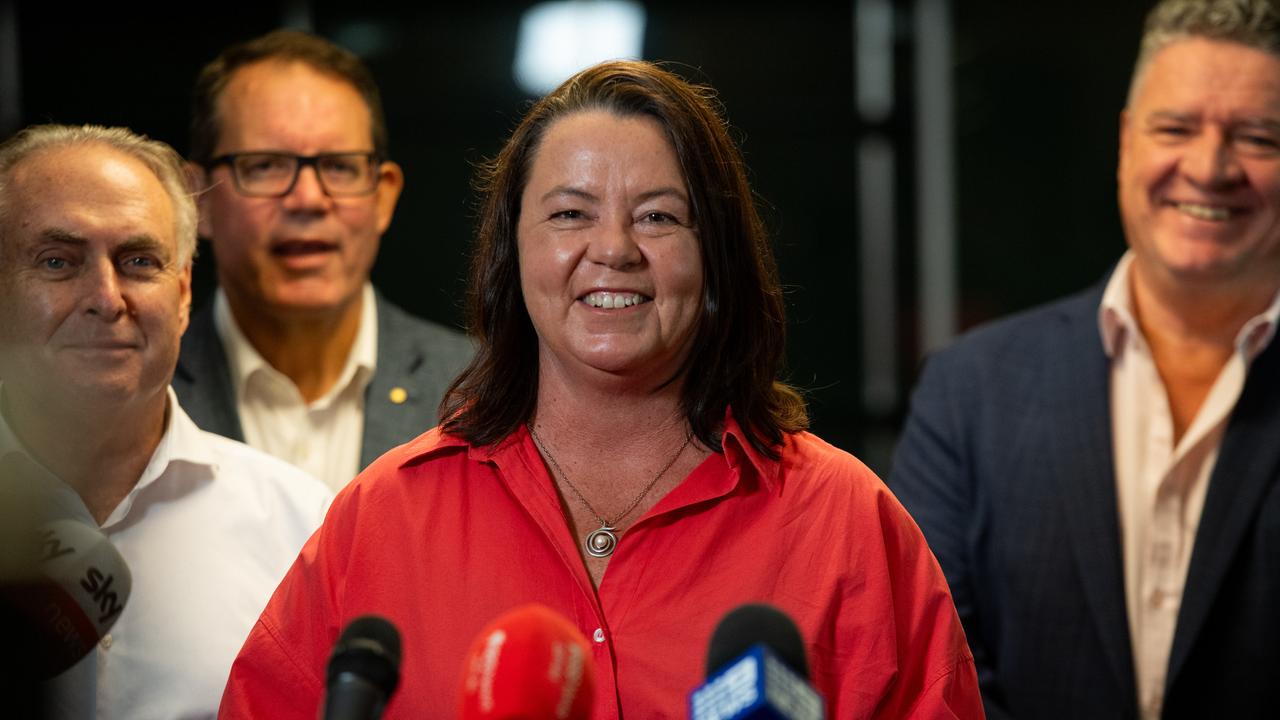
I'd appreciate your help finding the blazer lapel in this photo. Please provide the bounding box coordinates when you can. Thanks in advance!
[1041,291,1137,706]
[174,303,245,441]
[361,294,432,469]
[1166,337,1280,687]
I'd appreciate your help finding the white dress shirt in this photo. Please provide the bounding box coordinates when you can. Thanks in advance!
[1099,252,1280,720]
[214,284,377,492]
[0,387,332,720]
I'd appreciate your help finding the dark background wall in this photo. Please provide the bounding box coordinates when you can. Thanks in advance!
[5,1,1152,474]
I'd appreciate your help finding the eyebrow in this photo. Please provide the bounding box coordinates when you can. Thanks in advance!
[38,228,90,247]
[538,185,689,204]
[1145,110,1280,133]
[38,228,171,256]
[635,187,689,205]
[540,186,597,203]
[1143,110,1199,126]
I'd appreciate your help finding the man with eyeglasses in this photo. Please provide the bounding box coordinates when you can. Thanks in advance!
[177,30,473,492]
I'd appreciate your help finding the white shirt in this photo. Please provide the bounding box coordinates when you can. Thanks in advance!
[1099,252,1280,720]
[214,284,377,492]
[0,387,332,720]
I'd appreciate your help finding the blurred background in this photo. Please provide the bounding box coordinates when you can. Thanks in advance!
[1,0,1149,473]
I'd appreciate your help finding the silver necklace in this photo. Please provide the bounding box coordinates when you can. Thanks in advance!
[528,423,693,559]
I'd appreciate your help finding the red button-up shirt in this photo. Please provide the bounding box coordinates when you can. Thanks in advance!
[219,413,981,719]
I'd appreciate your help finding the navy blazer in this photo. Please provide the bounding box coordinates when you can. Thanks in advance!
[888,279,1280,719]
[173,291,474,471]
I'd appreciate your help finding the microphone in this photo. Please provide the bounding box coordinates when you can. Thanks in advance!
[458,603,594,720]
[324,615,402,720]
[689,603,825,720]
[0,518,133,679]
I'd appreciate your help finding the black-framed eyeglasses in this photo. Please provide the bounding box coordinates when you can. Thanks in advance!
[206,152,382,198]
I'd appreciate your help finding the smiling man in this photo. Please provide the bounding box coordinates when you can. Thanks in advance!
[176,30,473,491]
[0,124,330,719]
[889,1,1280,719]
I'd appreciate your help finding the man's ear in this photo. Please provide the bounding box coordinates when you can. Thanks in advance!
[178,262,193,336]
[1117,109,1130,183]
[374,160,404,236]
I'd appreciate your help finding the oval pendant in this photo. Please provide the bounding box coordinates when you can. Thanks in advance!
[585,525,618,558]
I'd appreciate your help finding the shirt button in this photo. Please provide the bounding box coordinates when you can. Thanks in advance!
[100,634,113,650]
[592,628,605,643]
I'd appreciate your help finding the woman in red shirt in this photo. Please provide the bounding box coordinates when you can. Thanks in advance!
[220,59,982,720]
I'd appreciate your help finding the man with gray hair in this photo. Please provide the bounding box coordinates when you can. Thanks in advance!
[890,1,1280,718]
[0,123,330,718]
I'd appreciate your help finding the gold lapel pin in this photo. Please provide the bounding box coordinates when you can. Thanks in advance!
[389,387,408,405]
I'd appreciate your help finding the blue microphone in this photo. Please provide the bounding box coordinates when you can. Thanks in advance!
[688,604,825,720]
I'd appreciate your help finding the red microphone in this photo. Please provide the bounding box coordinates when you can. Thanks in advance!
[458,603,595,720]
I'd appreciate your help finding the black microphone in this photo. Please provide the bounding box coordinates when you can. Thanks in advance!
[689,603,825,720]
[323,615,402,720]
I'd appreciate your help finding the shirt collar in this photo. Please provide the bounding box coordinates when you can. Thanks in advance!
[214,283,379,405]
[149,389,219,472]
[0,385,219,526]
[717,407,784,492]
[1099,250,1280,362]
[98,389,221,528]
[399,406,785,492]
[1098,251,1139,359]
[1240,285,1280,360]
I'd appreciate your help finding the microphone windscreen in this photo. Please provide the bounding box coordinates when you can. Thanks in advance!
[1,518,133,679]
[705,603,809,679]
[459,603,594,720]
[324,615,402,720]
[328,615,402,698]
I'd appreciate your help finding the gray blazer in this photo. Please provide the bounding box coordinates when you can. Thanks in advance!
[888,275,1280,720]
[173,291,474,470]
